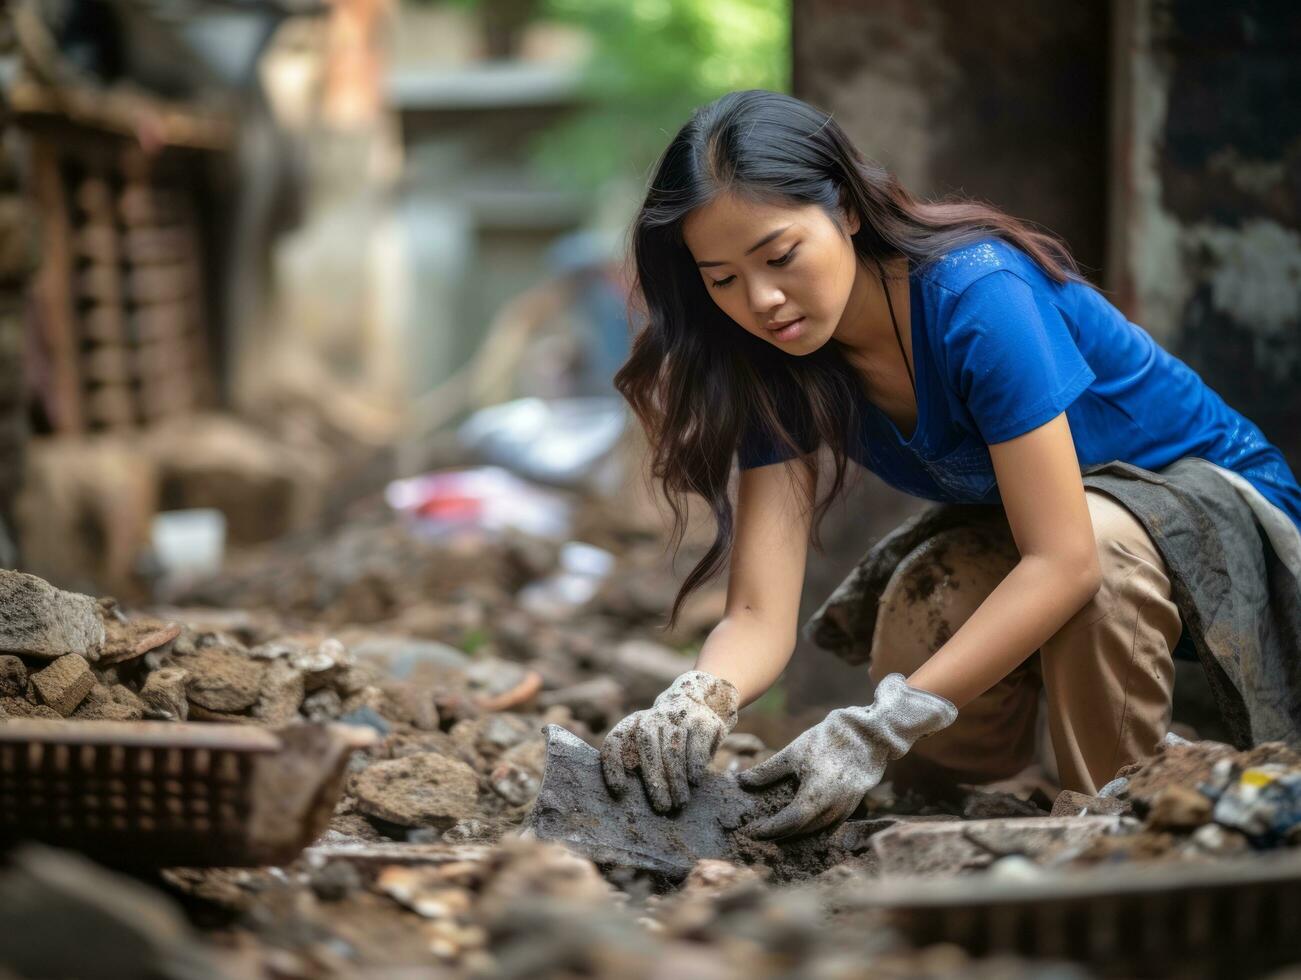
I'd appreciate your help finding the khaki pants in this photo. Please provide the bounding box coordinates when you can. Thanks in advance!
[869,489,1181,795]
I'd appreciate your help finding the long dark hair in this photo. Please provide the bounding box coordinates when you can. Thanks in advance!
[614,89,1085,628]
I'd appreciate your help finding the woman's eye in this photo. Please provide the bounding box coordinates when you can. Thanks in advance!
[708,248,796,290]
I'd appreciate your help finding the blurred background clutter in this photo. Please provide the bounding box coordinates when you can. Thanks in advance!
[0,2,1298,975]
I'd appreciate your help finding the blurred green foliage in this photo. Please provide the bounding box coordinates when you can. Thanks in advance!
[423,0,792,189]
[533,0,791,189]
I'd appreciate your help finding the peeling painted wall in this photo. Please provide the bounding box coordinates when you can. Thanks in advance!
[1111,0,1301,465]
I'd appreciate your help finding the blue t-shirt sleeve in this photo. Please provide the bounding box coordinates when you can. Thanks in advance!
[943,269,1095,445]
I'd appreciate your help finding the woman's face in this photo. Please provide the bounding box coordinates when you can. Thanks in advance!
[681,191,862,354]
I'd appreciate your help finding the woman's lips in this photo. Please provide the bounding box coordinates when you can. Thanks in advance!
[767,317,805,341]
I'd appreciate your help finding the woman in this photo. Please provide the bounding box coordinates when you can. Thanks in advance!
[598,90,1301,840]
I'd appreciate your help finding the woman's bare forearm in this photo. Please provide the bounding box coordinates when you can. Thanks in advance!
[906,554,1101,707]
[694,612,797,707]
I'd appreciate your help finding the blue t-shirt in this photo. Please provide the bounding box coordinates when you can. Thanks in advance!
[738,237,1301,532]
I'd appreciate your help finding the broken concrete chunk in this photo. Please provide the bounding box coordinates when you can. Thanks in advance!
[870,816,1123,878]
[0,655,26,697]
[30,655,94,716]
[181,646,265,712]
[351,752,480,829]
[140,667,189,721]
[0,571,105,660]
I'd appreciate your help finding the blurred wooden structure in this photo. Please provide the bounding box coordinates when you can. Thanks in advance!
[13,81,231,434]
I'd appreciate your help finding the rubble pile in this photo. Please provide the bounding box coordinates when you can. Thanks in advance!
[2,547,1301,976]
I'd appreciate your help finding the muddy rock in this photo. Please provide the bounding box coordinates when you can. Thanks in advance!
[451,714,537,763]
[536,676,626,729]
[1146,784,1213,831]
[97,613,181,667]
[489,760,540,807]
[681,858,765,896]
[0,655,26,697]
[961,790,1049,819]
[140,667,190,721]
[477,836,614,918]
[252,660,305,725]
[0,571,105,660]
[610,640,690,705]
[180,646,265,712]
[109,684,145,715]
[73,683,141,721]
[289,637,353,692]
[30,655,94,716]
[0,697,61,719]
[302,687,343,722]
[351,752,480,829]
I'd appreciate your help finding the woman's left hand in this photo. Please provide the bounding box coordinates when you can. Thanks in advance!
[737,673,958,839]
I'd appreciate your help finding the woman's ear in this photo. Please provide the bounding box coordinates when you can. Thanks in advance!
[839,194,861,236]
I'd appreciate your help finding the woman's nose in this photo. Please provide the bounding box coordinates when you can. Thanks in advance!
[749,279,785,314]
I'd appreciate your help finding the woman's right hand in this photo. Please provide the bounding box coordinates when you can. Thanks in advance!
[599,670,741,812]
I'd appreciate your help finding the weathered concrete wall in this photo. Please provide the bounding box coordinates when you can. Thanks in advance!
[783,0,1111,711]
[1109,0,1301,466]
[792,0,1110,278]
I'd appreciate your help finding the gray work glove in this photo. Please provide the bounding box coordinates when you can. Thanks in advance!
[738,673,957,839]
[600,669,740,813]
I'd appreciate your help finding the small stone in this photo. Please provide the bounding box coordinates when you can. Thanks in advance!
[0,571,105,659]
[1147,784,1213,830]
[302,688,343,722]
[0,697,60,719]
[290,638,352,692]
[0,656,26,697]
[307,860,362,902]
[350,752,480,829]
[338,705,391,736]
[536,676,626,729]
[141,667,189,721]
[108,685,145,718]
[451,714,535,762]
[181,646,264,712]
[1188,822,1250,856]
[30,655,94,716]
[489,761,540,806]
[73,683,140,721]
[253,660,305,725]
[376,867,473,919]
[681,859,762,896]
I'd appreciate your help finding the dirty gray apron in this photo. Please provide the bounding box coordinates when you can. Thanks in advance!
[804,458,1301,749]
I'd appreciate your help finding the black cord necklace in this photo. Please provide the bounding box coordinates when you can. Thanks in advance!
[879,264,915,393]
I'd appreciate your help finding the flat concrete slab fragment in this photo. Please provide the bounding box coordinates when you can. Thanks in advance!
[871,815,1123,877]
[524,724,872,880]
